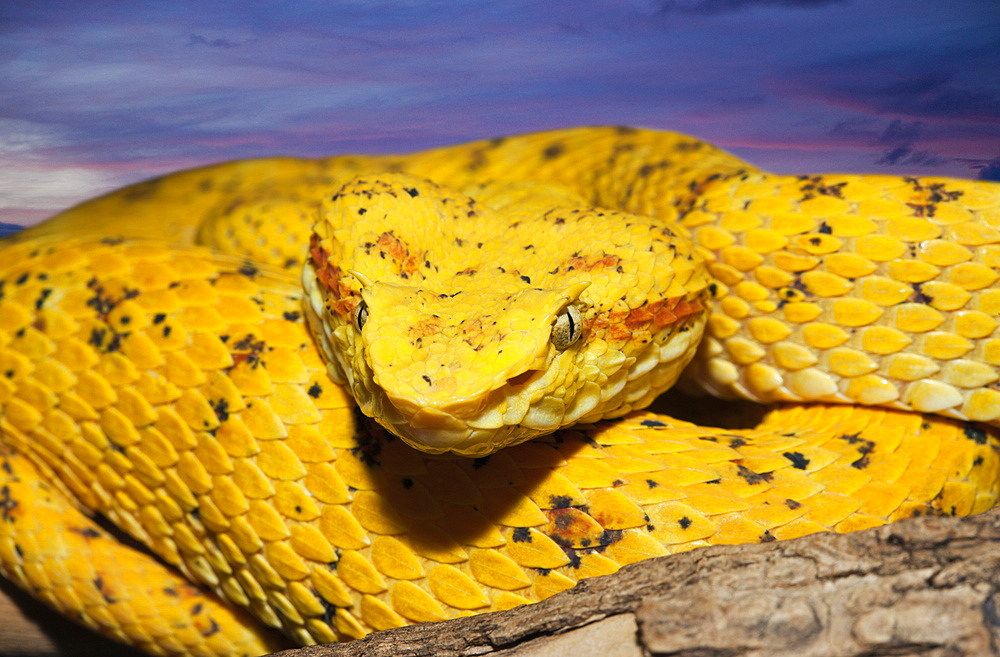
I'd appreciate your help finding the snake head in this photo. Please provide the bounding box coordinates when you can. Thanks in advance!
[304,174,709,456]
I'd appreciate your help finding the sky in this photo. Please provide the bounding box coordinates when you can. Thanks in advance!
[1,0,999,227]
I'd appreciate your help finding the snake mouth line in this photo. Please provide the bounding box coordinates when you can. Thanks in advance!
[507,369,541,387]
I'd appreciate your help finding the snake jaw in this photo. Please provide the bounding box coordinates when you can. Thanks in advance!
[304,268,606,454]
[306,269,708,455]
[340,283,573,453]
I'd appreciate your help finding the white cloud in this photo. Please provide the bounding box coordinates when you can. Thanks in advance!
[0,118,67,155]
[0,119,120,214]
[0,161,117,211]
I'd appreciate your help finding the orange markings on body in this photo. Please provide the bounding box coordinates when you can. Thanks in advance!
[408,317,443,339]
[310,234,358,317]
[543,507,607,548]
[460,318,488,351]
[376,231,423,276]
[589,296,704,343]
[560,253,621,273]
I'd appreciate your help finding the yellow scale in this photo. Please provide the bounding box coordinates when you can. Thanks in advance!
[0,126,998,656]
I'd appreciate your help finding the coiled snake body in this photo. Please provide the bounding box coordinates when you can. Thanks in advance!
[1,127,999,655]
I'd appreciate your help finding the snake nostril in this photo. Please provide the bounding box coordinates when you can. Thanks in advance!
[507,370,540,387]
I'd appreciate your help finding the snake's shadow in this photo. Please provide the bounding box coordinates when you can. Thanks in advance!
[346,408,605,551]
[341,389,768,555]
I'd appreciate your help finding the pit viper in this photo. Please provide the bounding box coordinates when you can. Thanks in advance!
[1,126,999,656]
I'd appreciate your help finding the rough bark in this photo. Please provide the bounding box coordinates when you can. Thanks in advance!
[4,508,1000,656]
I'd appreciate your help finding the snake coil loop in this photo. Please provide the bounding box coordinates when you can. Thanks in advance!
[1,126,998,654]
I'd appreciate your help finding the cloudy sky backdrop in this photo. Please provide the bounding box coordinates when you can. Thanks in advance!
[1,0,998,226]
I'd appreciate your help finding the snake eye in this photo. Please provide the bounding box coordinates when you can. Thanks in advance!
[353,300,369,332]
[550,304,582,350]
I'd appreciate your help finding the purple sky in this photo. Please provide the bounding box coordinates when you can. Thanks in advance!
[1,0,998,226]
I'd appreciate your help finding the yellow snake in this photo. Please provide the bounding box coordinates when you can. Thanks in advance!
[1,126,999,656]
